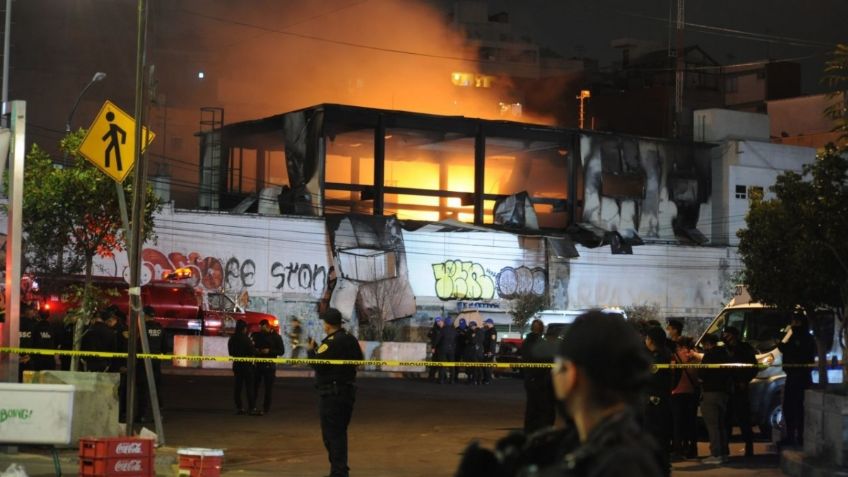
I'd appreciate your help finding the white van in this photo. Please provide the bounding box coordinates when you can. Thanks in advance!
[529,307,628,338]
[697,287,843,436]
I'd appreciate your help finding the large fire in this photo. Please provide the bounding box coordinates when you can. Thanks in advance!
[174,0,568,224]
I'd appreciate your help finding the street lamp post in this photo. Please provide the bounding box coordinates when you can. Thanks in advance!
[65,71,106,134]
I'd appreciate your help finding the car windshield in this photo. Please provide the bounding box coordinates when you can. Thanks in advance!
[703,308,793,353]
[206,293,236,312]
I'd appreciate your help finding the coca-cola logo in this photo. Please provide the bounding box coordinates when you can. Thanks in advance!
[115,442,143,454]
[113,459,142,472]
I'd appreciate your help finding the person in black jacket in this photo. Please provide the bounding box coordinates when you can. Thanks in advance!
[81,309,117,372]
[427,318,443,382]
[522,319,556,434]
[644,326,674,468]
[30,309,58,371]
[228,319,260,415]
[482,319,498,384]
[723,326,758,456]
[457,310,665,477]
[465,321,484,385]
[435,317,457,384]
[778,313,816,446]
[252,319,285,413]
[104,307,129,421]
[699,334,732,465]
[456,318,468,382]
[308,308,364,477]
[17,303,37,382]
[137,306,166,422]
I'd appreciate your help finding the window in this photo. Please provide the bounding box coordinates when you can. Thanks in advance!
[735,184,747,199]
[725,76,738,93]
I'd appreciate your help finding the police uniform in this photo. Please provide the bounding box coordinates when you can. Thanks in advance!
[482,321,498,384]
[308,309,364,477]
[251,325,285,413]
[30,314,57,371]
[81,318,117,372]
[521,330,555,434]
[228,322,258,414]
[527,411,665,477]
[17,307,36,382]
[137,308,166,421]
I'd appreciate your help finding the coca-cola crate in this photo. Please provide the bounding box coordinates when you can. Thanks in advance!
[79,456,153,477]
[80,437,154,459]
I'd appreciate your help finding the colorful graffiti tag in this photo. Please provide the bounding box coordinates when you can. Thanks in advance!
[137,249,326,294]
[495,266,546,299]
[432,260,495,300]
[432,260,547,301]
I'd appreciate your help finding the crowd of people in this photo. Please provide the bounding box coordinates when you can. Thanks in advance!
[426,317,498,385]
[455,312,817,476]
[17,302,168,423]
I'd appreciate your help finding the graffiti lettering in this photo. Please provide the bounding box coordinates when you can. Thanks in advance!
[271,262,327,292]
[432,260,496,300]
[496,266,546,299]
[225,257,256,289]
[0,408,33,423]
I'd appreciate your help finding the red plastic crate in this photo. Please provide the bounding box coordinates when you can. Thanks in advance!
[80,437,154,459]
[177,449,223,477]
[79,456,153,477]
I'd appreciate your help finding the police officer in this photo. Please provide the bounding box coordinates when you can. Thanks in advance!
[82,309,117,372]
[104,307,129,421]
[522,319,556,434]
[723,326,757,456]
[138,306,166,422]
[17,303,37,382]
[465,321,484,385]
[482,318,498,384]
[644,326,674,471]
[252,318,285,414]
[435,317,457,384]
[228,319,260,415]
[308,308,364,477]
[456,318,468,381]
[778,313,816,446]
[427,317,443,382]
[456,310,665,477]
[31,309,57,371]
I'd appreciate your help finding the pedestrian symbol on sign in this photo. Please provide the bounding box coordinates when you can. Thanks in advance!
[78,100,155,182]
[102,111,126,171]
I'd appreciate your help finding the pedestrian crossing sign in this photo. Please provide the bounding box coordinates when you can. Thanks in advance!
[78,100,155,182]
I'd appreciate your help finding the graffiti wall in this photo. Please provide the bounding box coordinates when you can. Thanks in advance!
[404,224,546,304]
[93,206,332,299]
[579,134,712,243]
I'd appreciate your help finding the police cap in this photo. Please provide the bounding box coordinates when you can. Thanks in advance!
[319,308,343,326]
[556,310,651,400]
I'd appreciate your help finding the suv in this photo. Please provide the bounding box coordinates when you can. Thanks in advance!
[33,275,278,345]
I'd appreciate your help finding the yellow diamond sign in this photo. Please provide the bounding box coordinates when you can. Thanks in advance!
[78,100,155,182]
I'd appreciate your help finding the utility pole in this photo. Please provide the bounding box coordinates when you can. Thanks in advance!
[673,0,685,138]
[126,0,148,436]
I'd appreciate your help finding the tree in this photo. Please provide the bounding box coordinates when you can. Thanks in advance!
[16,131,161,369]
[823,43,848,147]
[509,293,548,330]
[737,144,848,385]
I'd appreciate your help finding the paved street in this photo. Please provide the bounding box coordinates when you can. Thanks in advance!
[2,371,786,477]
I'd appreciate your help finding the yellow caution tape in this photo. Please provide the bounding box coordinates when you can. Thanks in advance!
[0,347,835,369]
